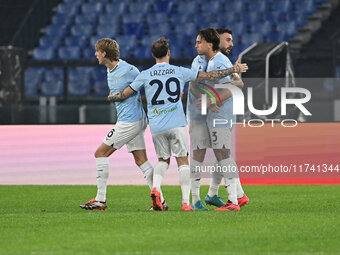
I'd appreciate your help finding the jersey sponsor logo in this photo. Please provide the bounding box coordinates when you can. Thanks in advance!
[152,106,177,115]
[150,68,175,77]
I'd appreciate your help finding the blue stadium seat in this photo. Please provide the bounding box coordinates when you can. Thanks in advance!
[70,25,94,36]
[45,24,67,38]
[122,23,144,38]
[176,2,200,15]
[278,21,298,38]
[228,0,245,13]
[39,35,61,49]
[106,2,126,14]
[266,31,285,42]
[141,35,164,48]
[148,23,172,36]
[133,46,151,59]
[241,11,263,25]
[169,45,182,58]
[58,47,81,59]
[68,68,93,96]
[169,13,195,24]
[247,0,267,13]
[64,35,88,48]
[152,0,175,14]
[145,13,169,26]
[25,68,45,97]
[52,14,73,26]
[33,47,55,60]
[200,2,223,13]
[271,0,291,12]
[229,22,245,35]
[241,33,263,46]
[57,2,79,16]
[118,45,132,59]
[74,14,98,25]
[194,13,217,28]
[93,81,109,96]
[92,67,107,82]
[253,21,272,36]
[128,2,151,14]
[295,0,317,14]
[41,80,64,97]
[116,35,137,49]
[82,47,95,59]
[219,13,236,24]
[81,3,103,14]
[121,13,145,24]
[98,14,121,25]
[89,35,103,48]
[173,23,197,36]
[96,24,120,37]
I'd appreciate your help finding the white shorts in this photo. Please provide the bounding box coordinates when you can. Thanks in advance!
[103,118,147,152]
[152,126,189,160]
[208,126,232,149]
[189,119,211,150]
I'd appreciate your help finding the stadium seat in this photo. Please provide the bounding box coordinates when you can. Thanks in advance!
[96,24,120,37]
[241,33,263,46]
[200,2,223,13]
[74,14,98,25]
[106,2,126,14]
[58,47,81,59]
[271,0,291,12]
[68,68,93,96]
[116,35,137,49]
[70,25,94,36]
[148,23,172,36]
[121,13,145,24]
[57,2,79,16]
[145,13,169,26]
[51,14,73,26]
[39,35,61,49]
[294,0,317,14]
[25,68,45,97]
[266,30,285,42]
[45,24,67,38]
[98,14,121,25]
[128,2,151,14]
[41,80,64,97]
[81,3,103,14]
[122,23,145,38]
[133,45,151,59]
[33,47,55,60]
[152,0,175,14]
[89,35,103,48]
[176,2,200,15]
[92,67,107,82]
[82,47,95,59]
[173,23,197,36]
[141,35,164,48]
[228,0,245,13]
[247,0,267,13]
[64,35,88,48]
[93,81,109,96]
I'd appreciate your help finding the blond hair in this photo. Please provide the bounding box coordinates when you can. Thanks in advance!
[95,38,120,61]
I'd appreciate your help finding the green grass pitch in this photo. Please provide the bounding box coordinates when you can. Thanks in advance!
[0,185,339,255]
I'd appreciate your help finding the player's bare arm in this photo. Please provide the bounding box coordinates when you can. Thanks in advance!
[107,86,135,102]
[188,81,202,98]
[196,59,248,81]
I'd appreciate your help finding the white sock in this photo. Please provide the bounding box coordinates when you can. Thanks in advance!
[223,157,244,199]
[219,158,238,205]
[236,178,245,199]
[179,165,191,205]
[95,157,109,202]
[153,161,169,202]
[190,159,202,204]
[139,160,154,190]
[208,161,223,197]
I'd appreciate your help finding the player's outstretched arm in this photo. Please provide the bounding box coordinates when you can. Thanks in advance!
[196,58,248,81]
[107,86,135,102]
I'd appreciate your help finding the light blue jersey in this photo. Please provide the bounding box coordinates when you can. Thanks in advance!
[205,52,236,128]
[107,59,145,122]
[130,62,198,133]
[187,55,208,121]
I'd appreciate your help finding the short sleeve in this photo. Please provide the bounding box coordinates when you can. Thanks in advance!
[179,66,198,83]
[129,72,145,92]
